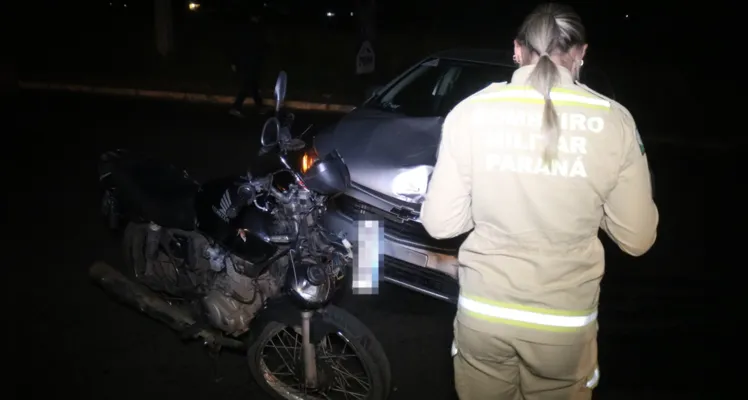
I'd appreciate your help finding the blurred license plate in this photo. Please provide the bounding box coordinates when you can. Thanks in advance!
[384,240,428,267]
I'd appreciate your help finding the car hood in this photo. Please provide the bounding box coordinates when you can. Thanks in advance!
[314,108,444,209]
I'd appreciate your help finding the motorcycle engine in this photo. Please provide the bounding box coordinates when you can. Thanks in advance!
[195,185,345,336]
[270,185,318,238]
[193,186,317,337]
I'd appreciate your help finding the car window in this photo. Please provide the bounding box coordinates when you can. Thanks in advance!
[370,59,615,117]
[371,59,515,118]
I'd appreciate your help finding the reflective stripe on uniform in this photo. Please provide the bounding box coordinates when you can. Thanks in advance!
[586,367,600,389]
[471,87,611,109]
[458,295,597,331]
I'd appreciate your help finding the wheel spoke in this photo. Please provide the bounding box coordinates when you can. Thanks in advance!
[266,334,297,375]
[258,326,374,400]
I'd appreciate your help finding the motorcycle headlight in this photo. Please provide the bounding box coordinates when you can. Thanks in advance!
[300,148,319,174]
[391,165,433,204]
[286,261,337,309]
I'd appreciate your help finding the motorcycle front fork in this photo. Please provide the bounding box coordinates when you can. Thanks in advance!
[301,310,319,388]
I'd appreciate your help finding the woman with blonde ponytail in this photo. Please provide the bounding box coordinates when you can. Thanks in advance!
[420,3,659,399]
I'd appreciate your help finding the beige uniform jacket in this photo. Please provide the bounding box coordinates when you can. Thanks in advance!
[421,64,658,337]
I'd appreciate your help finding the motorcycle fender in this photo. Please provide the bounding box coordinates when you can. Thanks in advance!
[249,297,337,343]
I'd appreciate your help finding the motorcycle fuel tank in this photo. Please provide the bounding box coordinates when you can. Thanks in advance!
[195,176,277,264]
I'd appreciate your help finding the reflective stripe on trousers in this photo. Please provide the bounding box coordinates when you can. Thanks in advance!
[450,342,600,389]
[458,295,598,330]
[586,367,600,389]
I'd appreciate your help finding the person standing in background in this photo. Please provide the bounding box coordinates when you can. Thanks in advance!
[229,9,267,118]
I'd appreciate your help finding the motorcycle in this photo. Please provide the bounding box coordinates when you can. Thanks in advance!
[91,71,392,400]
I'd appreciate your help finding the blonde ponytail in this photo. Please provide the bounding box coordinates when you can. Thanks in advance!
[516,3,587,164]
[528,54,561,164]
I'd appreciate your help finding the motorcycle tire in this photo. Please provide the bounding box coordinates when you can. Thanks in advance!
[247,304,392,400]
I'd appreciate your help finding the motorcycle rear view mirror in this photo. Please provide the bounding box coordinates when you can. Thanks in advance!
[274,71,288,113]
[261,117,281,147]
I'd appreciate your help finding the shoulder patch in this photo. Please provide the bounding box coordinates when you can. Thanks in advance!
[635,128,645,155]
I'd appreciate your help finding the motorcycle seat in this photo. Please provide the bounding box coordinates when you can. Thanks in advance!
[112,156,198,230]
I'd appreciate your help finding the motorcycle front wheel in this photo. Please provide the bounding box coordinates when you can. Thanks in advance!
[247,305,392,400]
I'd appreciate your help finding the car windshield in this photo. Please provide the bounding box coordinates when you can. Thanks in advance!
[368,58,516,118]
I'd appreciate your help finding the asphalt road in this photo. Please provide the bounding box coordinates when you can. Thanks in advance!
[11,92,738,399]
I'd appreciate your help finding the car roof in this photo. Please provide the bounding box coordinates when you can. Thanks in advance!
[427,48,615,98]
[429,48,515,67]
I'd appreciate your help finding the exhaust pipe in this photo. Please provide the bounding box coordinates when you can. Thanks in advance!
[88,262,244,349]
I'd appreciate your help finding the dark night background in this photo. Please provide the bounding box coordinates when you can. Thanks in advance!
[7,1,740,399]
[14,0,739,143]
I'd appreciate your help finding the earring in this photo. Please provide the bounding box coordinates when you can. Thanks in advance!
[579,59,585,67]
[513,54,520,64]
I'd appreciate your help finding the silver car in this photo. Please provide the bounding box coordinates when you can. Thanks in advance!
[309,49,615,303]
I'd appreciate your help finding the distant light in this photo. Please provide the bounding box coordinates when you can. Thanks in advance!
[624,14,629,19]
[263,2,268,7]
[123,3,127,7]
[350,12,354,16]
[326,11,335,17]
[188,2,200,11]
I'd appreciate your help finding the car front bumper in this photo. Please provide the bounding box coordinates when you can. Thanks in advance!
[323,189,462,303]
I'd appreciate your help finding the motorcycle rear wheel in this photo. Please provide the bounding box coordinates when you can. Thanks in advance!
[247,305,392,400]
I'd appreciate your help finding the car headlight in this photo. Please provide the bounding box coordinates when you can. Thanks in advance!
[391,165,433,203]
[301,148,319,174]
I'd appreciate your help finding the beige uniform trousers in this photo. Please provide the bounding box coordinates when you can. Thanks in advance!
[453,320,598,400]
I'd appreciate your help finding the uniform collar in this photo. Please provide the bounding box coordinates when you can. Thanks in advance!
[510,64,576,86]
